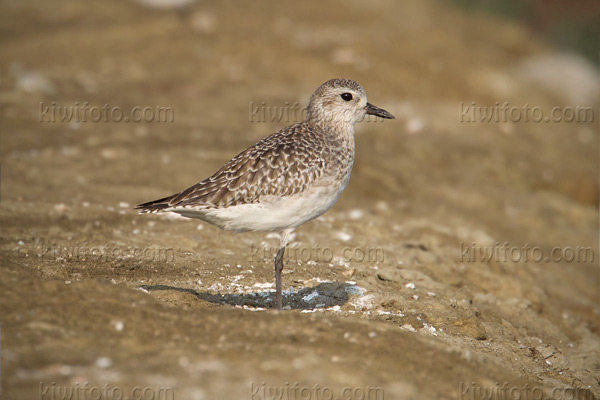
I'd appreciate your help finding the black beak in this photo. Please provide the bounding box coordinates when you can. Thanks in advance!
[365,103,395,119]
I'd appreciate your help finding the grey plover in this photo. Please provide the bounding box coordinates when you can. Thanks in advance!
[136,78,394,310]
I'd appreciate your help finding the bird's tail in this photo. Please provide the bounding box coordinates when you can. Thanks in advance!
[135,194,176,214]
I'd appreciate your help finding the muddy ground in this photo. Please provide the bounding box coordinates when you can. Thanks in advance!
[1,0,599,399]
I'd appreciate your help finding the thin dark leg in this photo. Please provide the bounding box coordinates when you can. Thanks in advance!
[274,246,285,310]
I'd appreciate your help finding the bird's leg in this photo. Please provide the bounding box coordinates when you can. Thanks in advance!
[273,229,293,310]
[274,246,285,310]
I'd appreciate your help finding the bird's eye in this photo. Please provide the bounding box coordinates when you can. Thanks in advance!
[340,93,353,101]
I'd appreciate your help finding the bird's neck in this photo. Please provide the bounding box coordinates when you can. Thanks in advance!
[306,118,356,141]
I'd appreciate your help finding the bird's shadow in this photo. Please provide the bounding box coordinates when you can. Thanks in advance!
[140,281,357,310]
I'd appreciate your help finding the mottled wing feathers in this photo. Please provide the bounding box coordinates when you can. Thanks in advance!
[136,123,326,213]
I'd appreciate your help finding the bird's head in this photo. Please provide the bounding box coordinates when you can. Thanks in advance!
[306,78,394,128]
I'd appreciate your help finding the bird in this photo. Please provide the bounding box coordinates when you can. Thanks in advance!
[136,78,394,310]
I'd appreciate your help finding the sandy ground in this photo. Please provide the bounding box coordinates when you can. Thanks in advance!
[1,0,599,399]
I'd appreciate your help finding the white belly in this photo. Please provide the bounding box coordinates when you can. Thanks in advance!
[173,174,351,232]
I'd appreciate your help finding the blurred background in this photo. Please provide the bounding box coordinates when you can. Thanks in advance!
[1,0,598,399]
[452,0,598,64]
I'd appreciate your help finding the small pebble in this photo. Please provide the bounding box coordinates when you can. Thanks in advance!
[406,117,424,134]
[336,231,352,242]
[95,357,112,369]
[113,321,124,331]
[348,209,364,220]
